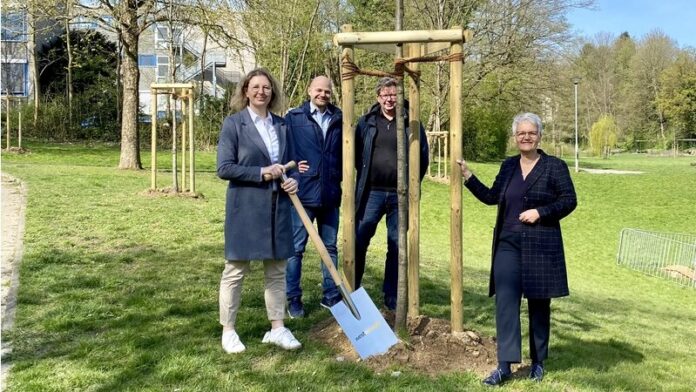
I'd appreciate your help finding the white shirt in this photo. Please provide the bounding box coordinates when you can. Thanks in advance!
[247,107,279,164]
[310,102,331,140]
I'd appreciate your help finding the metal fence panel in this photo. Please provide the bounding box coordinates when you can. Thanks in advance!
[617,228,696,288]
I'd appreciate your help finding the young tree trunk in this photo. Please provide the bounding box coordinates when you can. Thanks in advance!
[27,2,40,126]
[394,0,408,331]
[65,18,74,127]
[118,24,143,169]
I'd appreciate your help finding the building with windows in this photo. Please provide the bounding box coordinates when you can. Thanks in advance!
[1,6,254,117]
[1,10,31,97]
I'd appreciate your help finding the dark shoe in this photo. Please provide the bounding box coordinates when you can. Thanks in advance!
[482,369,511,386]
[320,295,342,309]
[529,363,544,382]
[384,296,397,311]
[287,296,305,318]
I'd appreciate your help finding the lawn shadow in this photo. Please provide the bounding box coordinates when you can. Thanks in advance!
[552,334,644,372]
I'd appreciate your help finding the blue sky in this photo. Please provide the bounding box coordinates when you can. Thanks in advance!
[566,0,696,48]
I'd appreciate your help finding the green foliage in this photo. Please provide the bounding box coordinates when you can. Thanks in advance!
[38,30,118,97]
[589,115,618,158]
[194,95,229,150]
[462,104,512,161]
[657,51,696,139]
[33,29,119,141]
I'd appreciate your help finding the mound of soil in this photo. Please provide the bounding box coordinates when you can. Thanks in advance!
[140,188,203,198]
[310,314,498,377]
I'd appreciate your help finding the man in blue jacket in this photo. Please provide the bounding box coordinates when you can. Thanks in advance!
[355,77,429,311]
[285,75,343,318]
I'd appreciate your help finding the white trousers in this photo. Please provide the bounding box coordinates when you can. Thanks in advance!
[219,259,287,328]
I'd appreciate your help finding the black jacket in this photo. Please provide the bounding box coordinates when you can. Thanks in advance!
[355,102,429,212]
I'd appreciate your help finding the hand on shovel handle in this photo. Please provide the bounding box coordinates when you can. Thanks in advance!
[262,161,297,182]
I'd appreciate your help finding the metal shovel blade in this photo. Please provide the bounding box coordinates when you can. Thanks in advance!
[328,287,399,359]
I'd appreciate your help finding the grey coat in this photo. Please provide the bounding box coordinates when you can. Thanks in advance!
[217,109,295,261]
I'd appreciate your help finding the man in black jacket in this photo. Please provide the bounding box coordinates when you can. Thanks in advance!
[354,77,429,310]
[284,76,343,318]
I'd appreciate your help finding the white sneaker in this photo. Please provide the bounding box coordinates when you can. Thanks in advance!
[222,330,246,353]
[261,327,302,350]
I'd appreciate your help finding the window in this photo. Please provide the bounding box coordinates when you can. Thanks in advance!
[155,25,169,49]
[138,54,156,67]
[72,16,97,30]
[1,12,27,42]
[156,56,169,82]
[0,63,27,95]
[154,25,182,50]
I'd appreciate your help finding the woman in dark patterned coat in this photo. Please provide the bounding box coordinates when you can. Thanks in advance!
[457,112,577,385]
[217,68,301,354]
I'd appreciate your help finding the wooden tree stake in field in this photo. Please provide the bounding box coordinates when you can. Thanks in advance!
[335,26,469,332]
[150,83,197,194]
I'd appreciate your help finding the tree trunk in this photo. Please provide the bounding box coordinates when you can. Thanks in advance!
[65,18,74,127]
[27,2,39,126]
[394,0,408,332]
[118,23,143,169]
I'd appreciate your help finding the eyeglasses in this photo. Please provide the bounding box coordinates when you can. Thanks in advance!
[515,131,539,139]
[249,86,272,93]
[379,94,397,100]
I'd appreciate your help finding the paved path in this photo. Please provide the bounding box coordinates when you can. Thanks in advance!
[1,173,27,391]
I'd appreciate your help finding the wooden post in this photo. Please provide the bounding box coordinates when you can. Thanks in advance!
[407,43,422,318]
[188,90,195,193]
[334,28,466,45]
[6,95,10,150]
[449,34,464,332]
[151,89,158,190]
[18,110,22,149]
[340,24,356,289]
[171,92,178,192]
[395,0,408,330]
[181,92,187,191]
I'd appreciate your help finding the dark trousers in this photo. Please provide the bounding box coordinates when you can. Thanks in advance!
[494,230,551,363]
[286,205,340,301]
[355,190,399,298]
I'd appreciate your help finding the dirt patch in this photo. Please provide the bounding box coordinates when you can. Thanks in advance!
[1,147,30,154]
[579,168,643,174]
[139,187,204,198]
[310,314,499,377]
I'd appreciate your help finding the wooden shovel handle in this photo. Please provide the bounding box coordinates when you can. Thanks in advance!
[287,192,347,289]
[262,161,297,181]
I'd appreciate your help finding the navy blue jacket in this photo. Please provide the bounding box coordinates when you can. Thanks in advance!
[285,101,343,208]
[217,109,295,261]
[355,102,429,212]
[465,150,577,298]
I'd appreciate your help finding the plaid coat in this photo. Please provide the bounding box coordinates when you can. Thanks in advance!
[465,150,577,299]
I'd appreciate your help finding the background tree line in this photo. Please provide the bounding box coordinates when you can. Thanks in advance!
[7,0,696,165]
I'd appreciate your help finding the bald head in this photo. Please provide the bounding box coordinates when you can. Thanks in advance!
[307,75,332,112]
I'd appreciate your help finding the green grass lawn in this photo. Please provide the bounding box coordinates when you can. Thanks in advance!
[2,141,696,391]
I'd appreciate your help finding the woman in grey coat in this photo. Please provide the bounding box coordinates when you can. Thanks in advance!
[217,68,301,353]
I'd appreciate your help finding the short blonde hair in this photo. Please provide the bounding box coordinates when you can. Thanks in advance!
[229,68,284,113]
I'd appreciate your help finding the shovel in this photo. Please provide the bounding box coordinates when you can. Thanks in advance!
[267,161,360,319]
[268,161,399,358]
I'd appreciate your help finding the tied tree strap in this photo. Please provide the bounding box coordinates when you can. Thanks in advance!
[341,58,419,81]
[395,52,464,65]
[341,52,463,81]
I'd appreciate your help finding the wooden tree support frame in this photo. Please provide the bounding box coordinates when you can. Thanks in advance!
[3,95,26,151]
[336,25,469,332]
[150,83,196,194]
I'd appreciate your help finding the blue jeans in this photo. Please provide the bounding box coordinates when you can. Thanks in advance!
[355,190,399,298]
[286,205,340,301]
